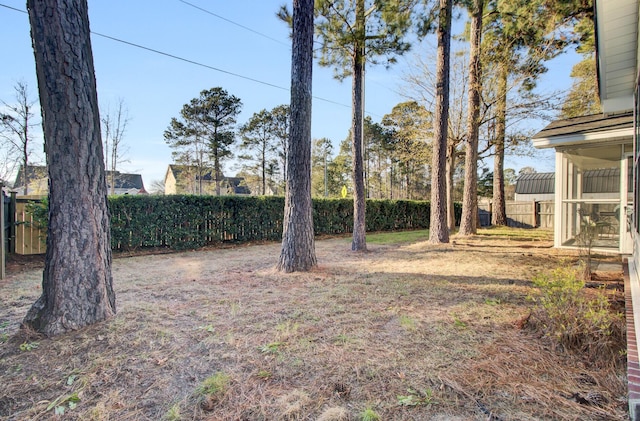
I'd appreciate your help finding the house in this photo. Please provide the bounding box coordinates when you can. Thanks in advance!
[164,164,251,195]
[14,165,148,195]
[106,172,148,195]
[533,0,640,417]
[532,109,634,253]
[12,165,48,195]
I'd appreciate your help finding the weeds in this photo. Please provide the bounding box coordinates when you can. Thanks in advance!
[19,341,38,351]
[397,387,437,407]
[259,342,284,354]
[164,403,182,421]
[399,315,417,331]
[528,266,625,366]
[46,392,80,416]
[256,369,273,380]
[197,372,230,397]
[360,407,381,420]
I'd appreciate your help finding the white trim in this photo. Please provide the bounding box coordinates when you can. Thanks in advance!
[554,152,563,248]
[532,127,634,149]
[602,96,635,113]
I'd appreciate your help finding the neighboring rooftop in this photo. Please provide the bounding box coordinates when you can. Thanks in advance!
[515,168,629,195]
[14,165,147,195]
[515,172,554,195]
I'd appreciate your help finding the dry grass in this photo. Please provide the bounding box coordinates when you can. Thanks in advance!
[0,228,628,420]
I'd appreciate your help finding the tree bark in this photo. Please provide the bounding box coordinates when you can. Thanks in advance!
[351,0,367,251]
[277,0,317,272]
[492,65,508,226]
[428,0,452,244]
[24,0,115,335]
[459,0,483,236]
[446,142,456,231]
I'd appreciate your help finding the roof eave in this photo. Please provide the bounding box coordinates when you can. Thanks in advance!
[532,127,634,149]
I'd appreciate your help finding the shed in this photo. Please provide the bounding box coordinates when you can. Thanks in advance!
[514,173,555,201]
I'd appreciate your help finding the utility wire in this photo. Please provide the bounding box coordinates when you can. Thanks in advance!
[0,3,22,12]
[178,0,289,48]
[0,3,390,115]
[91,31,290,92]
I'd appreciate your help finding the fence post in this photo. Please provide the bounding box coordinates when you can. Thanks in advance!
[9,191,16,254]
[0,183,5,280]
[533,201,538,228]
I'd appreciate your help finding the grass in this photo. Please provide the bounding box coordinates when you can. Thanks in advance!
[0,228,626,420]
[197,372,230,396]
[365,229,429,245]
[477,225,553,241]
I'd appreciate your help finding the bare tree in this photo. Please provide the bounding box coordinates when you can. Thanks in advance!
[402,48,469,230]
[102,98,130,195]
[149,179,166,195]
[0,81,38,194]
[24,0,115,335]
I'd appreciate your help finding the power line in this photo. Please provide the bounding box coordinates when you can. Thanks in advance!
[178,0,290,48]
[0,3,22,13]
[0,3,391,116]
[91,31,290,92]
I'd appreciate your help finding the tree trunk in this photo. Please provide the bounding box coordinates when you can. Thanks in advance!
[446,141,456,231]
[351,0,367,251]
[492,65,508,226]
[262,142,266,195]
[24,0,115,335]
[277,0,317,272]
[22,153,28,196]
[214,151,221,196]
[428,0,452,244]
[459,0,483,236]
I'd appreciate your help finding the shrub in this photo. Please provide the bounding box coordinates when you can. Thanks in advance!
[24,195,449,252]
[528,266,625,367]
[25,198,49,230]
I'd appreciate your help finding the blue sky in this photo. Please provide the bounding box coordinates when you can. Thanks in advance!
[0,0,577,189]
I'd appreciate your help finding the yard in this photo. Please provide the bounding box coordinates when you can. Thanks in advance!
[0,228,629,420]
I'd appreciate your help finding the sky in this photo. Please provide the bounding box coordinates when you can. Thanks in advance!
[0,0,579,191]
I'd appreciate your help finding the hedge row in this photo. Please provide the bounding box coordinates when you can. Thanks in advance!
[31,195,458,251]
[108,195,463,251]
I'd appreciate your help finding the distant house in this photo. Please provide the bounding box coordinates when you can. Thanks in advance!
[106,172,148,195]
[13,165,147,195]
[164,165,250,196]
[13,165,48,195]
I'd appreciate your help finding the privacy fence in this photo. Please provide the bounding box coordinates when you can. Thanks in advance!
[12,195,464,255]
[478,200,554,229]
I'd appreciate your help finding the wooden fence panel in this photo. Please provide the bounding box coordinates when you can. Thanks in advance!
[505,201,536,228]
[15,196,46,255]
[478,199,554,229]
[537,201,554,229]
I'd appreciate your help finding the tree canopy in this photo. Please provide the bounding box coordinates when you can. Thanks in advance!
[164,87,242,195]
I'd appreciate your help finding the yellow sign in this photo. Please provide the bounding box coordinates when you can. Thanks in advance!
[341,185,347,198]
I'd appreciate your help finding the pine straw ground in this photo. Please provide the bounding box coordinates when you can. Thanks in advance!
[0,228,629,420]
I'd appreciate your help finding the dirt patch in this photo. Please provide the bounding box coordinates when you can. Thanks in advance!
[0,232,628,420]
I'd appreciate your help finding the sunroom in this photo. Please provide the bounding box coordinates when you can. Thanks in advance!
[531,111,634,254]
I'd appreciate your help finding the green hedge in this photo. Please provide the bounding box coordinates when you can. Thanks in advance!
[32,195,463,251]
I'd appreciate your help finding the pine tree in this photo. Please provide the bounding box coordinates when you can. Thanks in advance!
[24,0,115,335]
[312,0,414,251]
[277,0,317,272]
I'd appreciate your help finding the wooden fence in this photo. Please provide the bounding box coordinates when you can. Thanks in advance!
[478,200,554,229]
[14,195,47,255]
